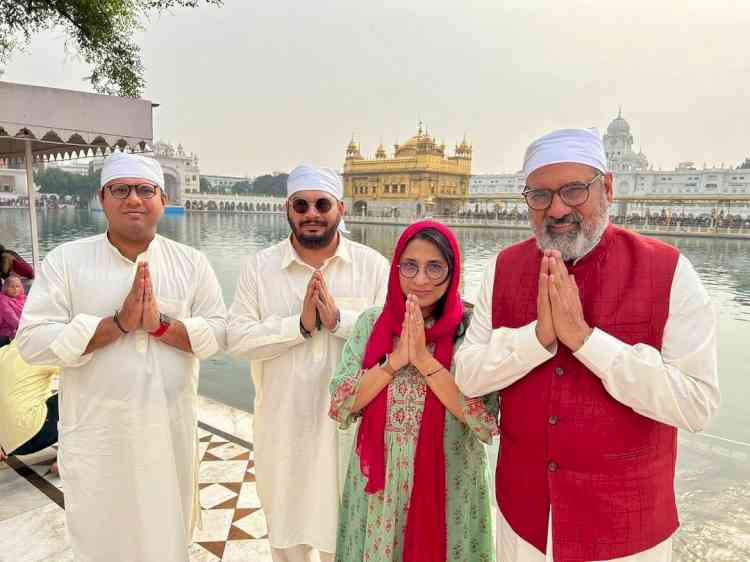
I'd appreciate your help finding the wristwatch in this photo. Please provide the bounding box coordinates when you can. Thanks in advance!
[149,313,172,338]
[379,354,396,377]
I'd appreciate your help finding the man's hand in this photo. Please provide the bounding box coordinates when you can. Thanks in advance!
[118,263,146,332]
[315,272,339,331]
[141,263,160,333]
[548,256,592,352]
[536,251,557,349]
[301,273,319,333]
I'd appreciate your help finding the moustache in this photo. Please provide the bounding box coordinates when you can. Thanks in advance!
[300,221,327,227]
[544,213,582,226]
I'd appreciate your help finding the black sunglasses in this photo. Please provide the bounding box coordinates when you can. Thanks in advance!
[290,197,334,214]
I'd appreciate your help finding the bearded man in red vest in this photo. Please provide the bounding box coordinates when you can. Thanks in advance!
[455,128,720,562]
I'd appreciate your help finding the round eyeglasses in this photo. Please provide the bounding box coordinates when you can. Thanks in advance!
[105,183,160,200]
[522,173,602,211]
[398,260,449,283]
[291,197,334,214]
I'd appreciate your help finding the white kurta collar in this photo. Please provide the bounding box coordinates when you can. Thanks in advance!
[281,234,352,270]
[104,231,160,265]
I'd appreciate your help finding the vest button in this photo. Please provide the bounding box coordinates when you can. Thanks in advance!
[548,415,559,425]
[548,461,559,472]
[555,367,564,376]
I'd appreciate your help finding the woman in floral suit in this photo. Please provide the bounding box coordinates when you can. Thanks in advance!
[329,221,498,562]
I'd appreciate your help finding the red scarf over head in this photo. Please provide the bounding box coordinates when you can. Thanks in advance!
[356,220,463,562]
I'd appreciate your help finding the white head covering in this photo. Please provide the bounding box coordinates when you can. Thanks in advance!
[287,164,348,233]
[522,128,608,181]
[100,151,165,190]
[287,165,343,200]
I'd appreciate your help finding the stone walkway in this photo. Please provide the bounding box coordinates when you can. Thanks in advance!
[0,397,273,562]
[3,395,749,561]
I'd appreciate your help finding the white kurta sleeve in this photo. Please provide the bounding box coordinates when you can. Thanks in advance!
[332,253,389,341]
[227,257,305,360]
[573,254,720,432]
[181,254,227,360]
[455,259,556,398]
[16,248,100,368]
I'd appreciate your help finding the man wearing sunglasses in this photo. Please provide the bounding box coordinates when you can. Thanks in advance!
[456,128,719,562]
[17,151,227,562]
[228,164,389,562]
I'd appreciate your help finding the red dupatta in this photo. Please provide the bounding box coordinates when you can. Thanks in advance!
[356,220,463,562]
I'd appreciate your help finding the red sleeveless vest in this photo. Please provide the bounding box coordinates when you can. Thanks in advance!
[491,225,680,562]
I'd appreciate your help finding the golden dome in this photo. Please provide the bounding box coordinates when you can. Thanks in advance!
[395,123,438,157]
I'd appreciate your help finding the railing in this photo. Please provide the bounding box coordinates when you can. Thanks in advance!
[343,215,750,239]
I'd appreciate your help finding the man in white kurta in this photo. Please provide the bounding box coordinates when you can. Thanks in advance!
[17,152,227,562]
[455,129,720,562]
[228,165,389,562]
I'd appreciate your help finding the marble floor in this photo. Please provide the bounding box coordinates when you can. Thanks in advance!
[0,396,273,562]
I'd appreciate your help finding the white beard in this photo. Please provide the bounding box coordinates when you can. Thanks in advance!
[533,198,610,261]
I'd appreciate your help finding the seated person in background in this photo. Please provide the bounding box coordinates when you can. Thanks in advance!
[0,275,25,347]
[0,342,59,473]
[0,244,35,281]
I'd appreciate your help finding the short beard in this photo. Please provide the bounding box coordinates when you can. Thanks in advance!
[287,212,340,249]
[533,197,610,261]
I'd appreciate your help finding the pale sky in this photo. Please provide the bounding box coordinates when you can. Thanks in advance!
[4,0,749,177]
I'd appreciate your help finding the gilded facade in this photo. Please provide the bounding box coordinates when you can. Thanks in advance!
[342,123,471,217]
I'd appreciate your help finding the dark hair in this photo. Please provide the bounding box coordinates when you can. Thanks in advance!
[405,227,456,318]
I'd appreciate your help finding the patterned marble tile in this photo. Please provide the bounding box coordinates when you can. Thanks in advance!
[192,509,234,543]
[200,483,239,510]
[5,399,274,561]
[221,539,272,562]
[237,482,262,509]
[208,442,252,461]
[199,460,249,484]
[233,509,268,539]
[188,542,222,561]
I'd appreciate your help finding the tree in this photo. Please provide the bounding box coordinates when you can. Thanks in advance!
[34,167,101,200]
[199,176,211,193]
[231,180,253,195]
[252,173,288,197]
[0,0,222,97]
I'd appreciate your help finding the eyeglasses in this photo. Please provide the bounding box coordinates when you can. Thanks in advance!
[105,183,160,200]
[398,260,450,283]
[290,197,334,214]
[522,173,602,211]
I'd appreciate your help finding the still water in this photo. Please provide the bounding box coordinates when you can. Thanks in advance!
[3,208,749,560]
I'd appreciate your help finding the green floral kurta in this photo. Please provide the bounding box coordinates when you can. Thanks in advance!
[329,306,499,562]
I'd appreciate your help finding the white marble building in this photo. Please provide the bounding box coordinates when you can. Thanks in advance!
[201,174,252,193]
[469,111,750,218]
[0,167,27,197]
[90,142,200,204]
[603,109,649,173]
